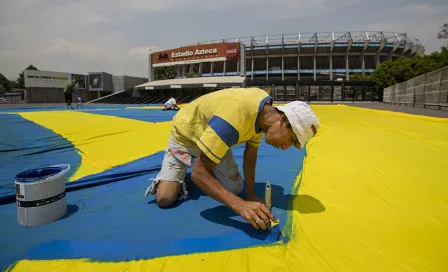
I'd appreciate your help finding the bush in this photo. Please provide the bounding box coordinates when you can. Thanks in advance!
[370,46,448,92]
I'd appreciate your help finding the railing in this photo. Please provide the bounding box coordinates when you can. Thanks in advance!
[383,66,448,110]
[246,80,378,102]
[186,31,421,47]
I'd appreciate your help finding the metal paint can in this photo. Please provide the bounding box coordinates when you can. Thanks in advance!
[15,164,70,227]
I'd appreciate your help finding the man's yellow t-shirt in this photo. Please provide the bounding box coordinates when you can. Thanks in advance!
[171,87,273,164]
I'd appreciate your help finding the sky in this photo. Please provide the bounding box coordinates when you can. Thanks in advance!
[0,0,447,80]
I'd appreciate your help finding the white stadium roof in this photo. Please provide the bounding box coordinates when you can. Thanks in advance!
[135,76,245,90]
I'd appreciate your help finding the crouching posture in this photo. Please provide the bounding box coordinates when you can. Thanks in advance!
[163,97,180,111]
[145,87,319,230]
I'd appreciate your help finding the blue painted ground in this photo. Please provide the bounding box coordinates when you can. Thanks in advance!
[0,104,164,113]
[0,114,80,202]
[0,140,305,270]
[0,106,178,123]
[85,108,178,122]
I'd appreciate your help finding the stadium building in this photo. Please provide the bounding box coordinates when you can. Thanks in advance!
[93,31,424,104]
[23,70,147,103]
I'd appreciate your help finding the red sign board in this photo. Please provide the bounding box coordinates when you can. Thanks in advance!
[226,44,239,59]
[152,42,240,64]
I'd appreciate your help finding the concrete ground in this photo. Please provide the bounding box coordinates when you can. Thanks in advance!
[345,102,448,118]
[1,102,447,118]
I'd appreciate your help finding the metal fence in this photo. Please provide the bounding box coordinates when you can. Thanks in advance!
[247,80,378,102]
[383,66,448,110]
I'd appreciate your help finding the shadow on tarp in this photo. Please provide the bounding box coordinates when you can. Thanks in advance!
[148,173,326,241]
[147,173,325,212]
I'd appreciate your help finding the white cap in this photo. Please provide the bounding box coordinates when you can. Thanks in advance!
[275,101,320,149]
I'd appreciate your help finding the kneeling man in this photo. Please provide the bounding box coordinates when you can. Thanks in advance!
[145,87,319,230]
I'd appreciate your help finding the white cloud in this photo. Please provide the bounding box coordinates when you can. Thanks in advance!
[128,46,163,60]
[366,3,448,53]
[404,3,441,16]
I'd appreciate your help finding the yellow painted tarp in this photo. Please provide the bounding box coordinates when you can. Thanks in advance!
[9,105,448,272]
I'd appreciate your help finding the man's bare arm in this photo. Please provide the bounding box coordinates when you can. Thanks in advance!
[191,151,274,230]
[244,143,258,201]
[191,152,245,211]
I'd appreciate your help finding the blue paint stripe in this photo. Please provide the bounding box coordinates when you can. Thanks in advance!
[208,116,239,147]
[0,140,306,269]
[255,96,273,133]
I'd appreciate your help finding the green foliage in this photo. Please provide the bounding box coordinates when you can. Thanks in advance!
[186,72,202,78]
[154,66,176,80]
[186,72,195,78]
[350,73,370,81]
[0,73,12,92]
[370,46,448,92]
[16,64,39,88]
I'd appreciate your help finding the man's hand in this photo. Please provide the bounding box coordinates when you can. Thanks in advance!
[246,194,264,204]
[234,200,275,230]
[192,150,273,230]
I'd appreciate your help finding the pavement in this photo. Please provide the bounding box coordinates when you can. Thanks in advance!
[345,102,448,118]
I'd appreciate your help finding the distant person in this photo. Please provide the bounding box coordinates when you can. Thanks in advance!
[64,80,76,109]
[145,87,320,231]
[163,97,180,111]
[76,96,83,109]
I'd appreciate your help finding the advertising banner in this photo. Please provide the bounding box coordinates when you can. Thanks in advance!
[89,74,103,90]
[24,70,88,89]
[152,42,240,66]
[24,70,70,88]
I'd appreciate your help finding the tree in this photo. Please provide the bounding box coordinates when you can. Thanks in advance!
[369,46,448,92]
[350,73,370,81]
[0,73,12,92]
[186,71,202,78]
[154,66,176,80]
[16,64,38,88]
[437,23,448,39]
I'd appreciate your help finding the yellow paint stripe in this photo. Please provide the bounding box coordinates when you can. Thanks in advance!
[18,111,172,181]
[289,105,448,271]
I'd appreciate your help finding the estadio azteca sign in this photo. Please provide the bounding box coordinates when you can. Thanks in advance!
[172,48,218,58]
[153,42,240,65]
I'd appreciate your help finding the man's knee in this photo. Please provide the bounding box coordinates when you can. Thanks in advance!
[156,191,177,208]
[155,180,182,208]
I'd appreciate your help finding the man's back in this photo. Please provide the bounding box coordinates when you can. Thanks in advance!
[171,87,272,163]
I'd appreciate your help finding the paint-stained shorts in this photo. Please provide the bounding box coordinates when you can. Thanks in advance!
[144,136,244,200]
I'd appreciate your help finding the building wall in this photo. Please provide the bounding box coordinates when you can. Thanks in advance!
[26,88,98,103]
[112,76,124,93]
[113,76,147,93]
[102,72,113,92]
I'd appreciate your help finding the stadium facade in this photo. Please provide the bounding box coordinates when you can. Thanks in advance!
[122,31,423,104]
[23,70,147,103]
